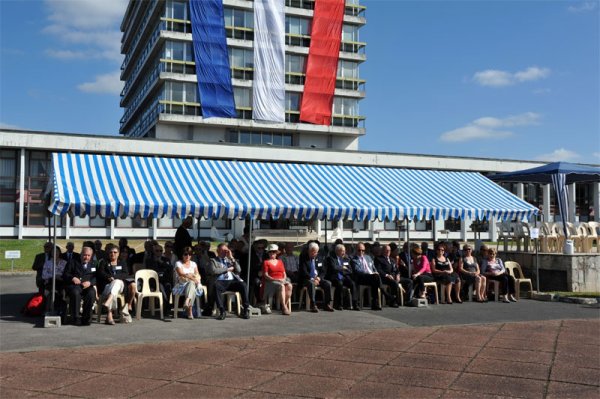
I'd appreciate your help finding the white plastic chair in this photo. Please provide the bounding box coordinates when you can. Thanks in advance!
[504,261,533,299]
[583,222,599,253]
[134,269,164,320]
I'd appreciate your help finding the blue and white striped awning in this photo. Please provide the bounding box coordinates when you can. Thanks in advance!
[48,153,538,221]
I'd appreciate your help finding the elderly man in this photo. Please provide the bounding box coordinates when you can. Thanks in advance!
[299,241,333,312]
[351,242,394,310]
[210,243,250,320]
[375,244,414,306]
[63,246,97,326]
[326,244,359,311]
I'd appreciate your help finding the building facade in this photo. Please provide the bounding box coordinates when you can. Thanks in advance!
[2,130,599,241]
[119,0,366,150]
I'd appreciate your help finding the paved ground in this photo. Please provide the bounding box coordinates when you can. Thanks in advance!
[1,275,599,398]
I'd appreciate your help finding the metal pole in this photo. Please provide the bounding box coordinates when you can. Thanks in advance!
[324,218,328,246]
[51,215,57,313]
[246,217,253,287]
[406,216,412,276]
[535,213,541,291]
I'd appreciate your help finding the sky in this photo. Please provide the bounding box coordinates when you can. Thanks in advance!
[1,0,599,164]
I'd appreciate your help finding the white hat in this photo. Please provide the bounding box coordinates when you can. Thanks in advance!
[266,243,279,252]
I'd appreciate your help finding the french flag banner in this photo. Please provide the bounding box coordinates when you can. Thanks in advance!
[189,0,237,119]
[299,0,345,125]
[253,0,286,122]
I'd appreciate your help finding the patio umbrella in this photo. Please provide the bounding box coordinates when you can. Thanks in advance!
[490,161,600,238]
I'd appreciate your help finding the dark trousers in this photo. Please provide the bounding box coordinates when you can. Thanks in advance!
[302,278,332,306]
[487,273,516,295]
[331,276,357,307]
[414,273,435,296]
[65,284,96,322]
[400,277,414,302]
[215,279,249,312]
[355,273,391,306]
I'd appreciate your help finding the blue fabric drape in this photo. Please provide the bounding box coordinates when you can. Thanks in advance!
[189,0,236,118]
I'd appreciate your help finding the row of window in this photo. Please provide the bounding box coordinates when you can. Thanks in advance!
[227,130,294,147]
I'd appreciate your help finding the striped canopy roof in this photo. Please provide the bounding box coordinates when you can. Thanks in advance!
[48,153,538,221]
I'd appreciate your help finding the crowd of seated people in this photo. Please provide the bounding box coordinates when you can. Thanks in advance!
[30,235,522,325]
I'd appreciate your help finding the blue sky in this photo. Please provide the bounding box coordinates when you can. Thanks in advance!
[1,0,598,164]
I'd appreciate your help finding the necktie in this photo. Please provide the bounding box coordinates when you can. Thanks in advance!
[361,257,369,273]
[337,258,343,280]
[310,259,316,278]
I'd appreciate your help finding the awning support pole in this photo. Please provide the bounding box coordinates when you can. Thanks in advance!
[406,216,412,276]
[51,214,57,313]
[246,217,253,292]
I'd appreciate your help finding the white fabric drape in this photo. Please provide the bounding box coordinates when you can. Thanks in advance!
[253,0,285,122]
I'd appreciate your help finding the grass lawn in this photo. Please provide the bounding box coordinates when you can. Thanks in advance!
[553,291,600,298]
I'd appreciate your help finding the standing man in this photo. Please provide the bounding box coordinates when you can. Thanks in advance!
[63,246,97,326]
[299,241,333,312]
[326,244,359,310]
[32,242,53,292]
[175,216,193,260]
[210,243,250,320]
[61,242,80,266]
[351,242,394,310]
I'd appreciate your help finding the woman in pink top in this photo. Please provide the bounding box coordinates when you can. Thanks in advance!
[411,246,435,299]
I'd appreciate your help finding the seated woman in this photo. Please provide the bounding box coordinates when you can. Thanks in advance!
[411,246,435,300]
[172,247,203,319]
[431,243,462,304]
[481,248,516,303]
[262,244,292,315]
[97,244,136,325]
[40,245,67,314]
[457,244,487,302]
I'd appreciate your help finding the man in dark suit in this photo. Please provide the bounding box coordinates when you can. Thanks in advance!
[298,241,333,312]
[174,216,193,259]
[351,242,394,310]
[94,240,107,262]
[63,246,97,326]
[32,242,53,292]
[61,242,80,265]
[247,240,268,304]
[325,243,359,311]
[209,243,250,320]
[375,244,414,306]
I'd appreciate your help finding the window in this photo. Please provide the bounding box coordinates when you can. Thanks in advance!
[286,16,310,36]
[342,24,359,42]
[224,8,253,28]
[163,81,197,103]
[227,130,294,147]
[165,0,187,20]
[163,40,192,62]
[333,97,359,116]
[228,48,253,68]
[0,150,17,226]
[234,87,251,108]
[337,60,359,80]
[285,92,300,111]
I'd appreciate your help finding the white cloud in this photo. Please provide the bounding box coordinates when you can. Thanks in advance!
[593,152,600,160]
[535,148,582,162]
[77,71,123,95]
[568,2,597,13]
[0,122,24,130]
[440,112,541,142]
[533,88,552,95]
[473,66,551,87]
[43,0,126,63]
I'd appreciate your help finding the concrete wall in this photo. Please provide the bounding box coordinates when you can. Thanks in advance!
[502,252,600,292]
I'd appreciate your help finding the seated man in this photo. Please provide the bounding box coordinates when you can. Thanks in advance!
[281,242,299,284]
[299,241,333,312]
[375,244,414,306]
[210,243,250,320]
[63,246,97,326]
[145,244,174,308]
[351,242,394,310]
[325,244,359,311]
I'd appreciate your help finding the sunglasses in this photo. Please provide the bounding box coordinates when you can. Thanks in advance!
[182,253,191,257]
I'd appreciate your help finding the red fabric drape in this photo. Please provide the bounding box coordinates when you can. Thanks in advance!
[299,0,345,125]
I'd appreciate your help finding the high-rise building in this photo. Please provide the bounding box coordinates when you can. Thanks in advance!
[119,0,366,150]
